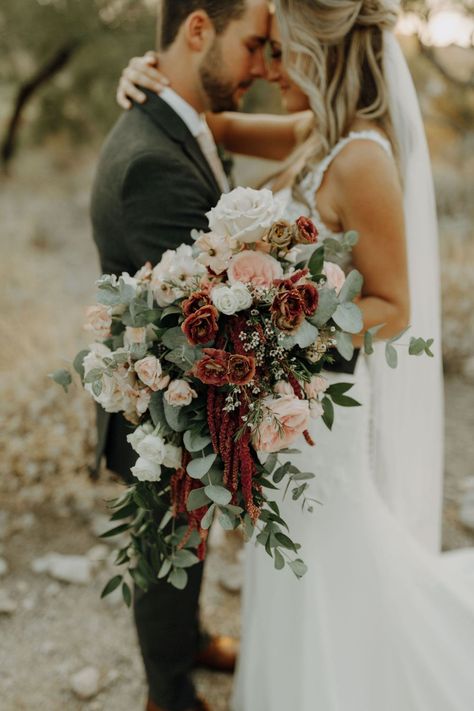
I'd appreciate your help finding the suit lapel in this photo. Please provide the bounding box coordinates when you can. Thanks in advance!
[136,91,222,202]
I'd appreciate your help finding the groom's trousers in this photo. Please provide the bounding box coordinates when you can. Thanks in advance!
[102,410,205,710]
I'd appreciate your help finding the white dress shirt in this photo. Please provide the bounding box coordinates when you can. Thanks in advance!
[160,87,229,194]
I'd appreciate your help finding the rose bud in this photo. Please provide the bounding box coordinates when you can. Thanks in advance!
[182,305,219,346]
[182,290,212,317]
[227,354,257,386]
[295,282,319,316]
[293,216,319,245]
[266,220,293,250]
[271,290,306,334]
[194,348,229,386]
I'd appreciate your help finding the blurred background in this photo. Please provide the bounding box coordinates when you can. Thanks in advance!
[0,1,473,708]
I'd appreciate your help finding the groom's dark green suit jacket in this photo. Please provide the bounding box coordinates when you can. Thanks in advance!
[90,91,222,710]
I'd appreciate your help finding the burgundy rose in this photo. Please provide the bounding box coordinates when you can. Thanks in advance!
[271,290,306,334]
[294,216,318,245]
[182,305,219,346]
[296,282,319,316]
[228,354,256,386]
[194,348,229,386]
[182,291,212,317]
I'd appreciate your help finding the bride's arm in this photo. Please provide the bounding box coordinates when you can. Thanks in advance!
[331,141,410,347]
[116,52,310,161]
[207,111,311,161]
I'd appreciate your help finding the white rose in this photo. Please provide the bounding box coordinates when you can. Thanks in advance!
[206,187,282,245]
[309,400,325,420]
[83,304,112,340]
[164,379,198,407]
[135,433,167,463]
[135,356,170,392]
[323,261,346,294]
[151,280,181,308]
[119,273,139,292]
[211,282,252,315]
[304,375,329,399]
[131,456,162,482]
[127,422,154,452]
[163,443,183,470]
[231,282,253,310]
[83,343,111,375]
[85,373,130,413]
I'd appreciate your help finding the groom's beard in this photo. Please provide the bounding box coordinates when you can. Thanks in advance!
[199,41,251,112]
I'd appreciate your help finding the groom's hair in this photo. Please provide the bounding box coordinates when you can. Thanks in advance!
[159,0,246,50]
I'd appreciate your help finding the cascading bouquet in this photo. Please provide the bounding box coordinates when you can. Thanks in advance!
[52,187,434,605]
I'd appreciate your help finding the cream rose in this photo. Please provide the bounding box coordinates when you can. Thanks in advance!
[304,375,329,399]
[206,187,282,245]
[309,400,325,420]
[164,379,198,407]
[211,282,253,315]
[135,433,167,462]
[124,327,147,347]
[323,261,346,294]
[83,304,112,340]
[134,356,170,392]
[127,422,154,452]
[131,457,162,482]
[163,443,183,470]
[227,250,283,288]
[273,380,295,396]
[253,395,310,453]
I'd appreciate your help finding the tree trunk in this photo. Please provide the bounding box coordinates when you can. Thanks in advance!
[1,41,81,170]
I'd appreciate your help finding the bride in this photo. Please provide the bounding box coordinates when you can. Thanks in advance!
[118,1,474,708]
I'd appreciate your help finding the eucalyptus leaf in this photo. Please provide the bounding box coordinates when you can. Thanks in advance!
[122,581,132,607]
[338,269,363,303]
[158,559,172,579]
[164,400,191,433]
[200,503,216,530]
[274,550,285,570]
[332,302,363,334]
[187,453,217,479]
[218,511,236,530]
[172,549,200,568]
[308,245,325,275]
[312,287,338,327]
[168,568,188,590]
[183,429,212,452]
[73,350,89,380]
[49,368,72,393]
[161,327,189,350]
[100,575,122,598]
[204,485,232,506]
[289,559,308,578]
[335,331,354,361]
[409,337,426,356]
[385,342,398,369]
[186,487,211,512]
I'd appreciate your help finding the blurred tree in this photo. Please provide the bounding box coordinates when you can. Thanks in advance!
[0,0,155,169]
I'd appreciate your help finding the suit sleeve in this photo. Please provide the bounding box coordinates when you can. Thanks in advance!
[121,151,212,271]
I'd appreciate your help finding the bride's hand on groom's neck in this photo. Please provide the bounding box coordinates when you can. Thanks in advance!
[116,51,170,110]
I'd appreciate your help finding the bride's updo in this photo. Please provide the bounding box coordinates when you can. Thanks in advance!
[274,0,400,160]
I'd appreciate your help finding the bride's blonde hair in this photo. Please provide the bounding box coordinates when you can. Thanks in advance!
[275,0,400,164]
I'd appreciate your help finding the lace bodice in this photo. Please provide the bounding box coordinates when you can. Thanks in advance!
[273,130,393,267]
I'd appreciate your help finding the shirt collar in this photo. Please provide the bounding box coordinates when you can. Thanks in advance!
[159,87,205,138]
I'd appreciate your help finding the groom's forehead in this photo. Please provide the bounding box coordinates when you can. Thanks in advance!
[239,0,271,40]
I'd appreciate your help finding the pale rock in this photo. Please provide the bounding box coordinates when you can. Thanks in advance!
[70,666,101,700]
[31,553,93,585]
[39,640,56,655]
[103,584,123,607]
[0,590,17,614]
[0,511,10,540]
[86,544,110,564]
[0,558,8,577]
[462,356,474,383]
[16,580,28,594]
[22,595,36,611]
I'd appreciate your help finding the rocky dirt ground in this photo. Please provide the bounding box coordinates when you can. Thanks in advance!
[0,150,473,711]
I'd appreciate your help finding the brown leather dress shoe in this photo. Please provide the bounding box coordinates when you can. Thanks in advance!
[195,634,239,673]
[146,697,211,711]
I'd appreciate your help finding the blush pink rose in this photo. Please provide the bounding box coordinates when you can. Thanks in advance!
[253,395,310,453]
[304,375,329,399]
[164,379,198,407]
[83,304,112,340]
[323,261,346,294]
[227,250,283,288]
[274,380,294,396]
[134,356,170,392]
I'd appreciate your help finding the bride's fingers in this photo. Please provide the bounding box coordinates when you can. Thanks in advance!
[124,64,170,92]
[116,77,146,109]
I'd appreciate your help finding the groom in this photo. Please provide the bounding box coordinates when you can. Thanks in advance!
[90,1,270,710]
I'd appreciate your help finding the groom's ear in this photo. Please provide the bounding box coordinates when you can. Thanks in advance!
[182,10,216,53]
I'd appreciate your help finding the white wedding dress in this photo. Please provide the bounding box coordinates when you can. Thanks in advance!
[231,129,474,711]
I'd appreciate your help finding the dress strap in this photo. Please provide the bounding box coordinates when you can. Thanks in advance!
[300,130,393,199]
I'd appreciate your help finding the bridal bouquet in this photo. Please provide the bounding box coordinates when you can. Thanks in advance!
[52,187,434,604]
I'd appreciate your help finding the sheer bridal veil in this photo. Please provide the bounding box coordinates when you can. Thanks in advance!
[369,29,444,552]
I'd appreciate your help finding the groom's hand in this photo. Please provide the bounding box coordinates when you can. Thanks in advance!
[117,51,170,110]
